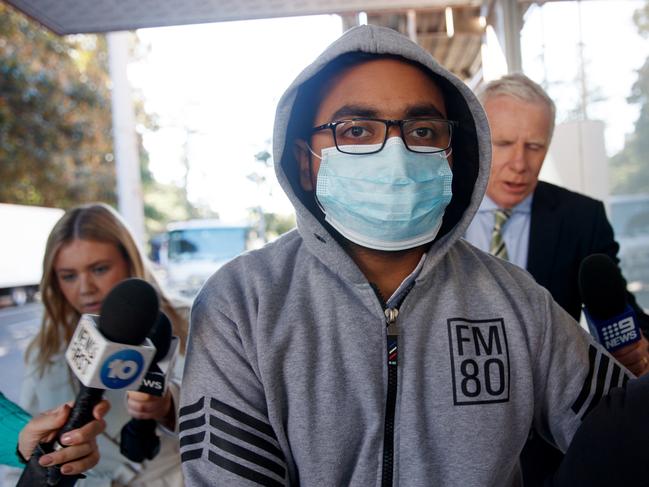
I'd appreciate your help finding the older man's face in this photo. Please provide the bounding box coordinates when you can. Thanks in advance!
[297,58,448,191]
[484,95,553,209]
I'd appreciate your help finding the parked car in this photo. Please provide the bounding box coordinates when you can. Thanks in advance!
[152,219,252,300]
[609,194,649,310]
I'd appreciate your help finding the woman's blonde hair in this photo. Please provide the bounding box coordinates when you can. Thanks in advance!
[27,202,188,376]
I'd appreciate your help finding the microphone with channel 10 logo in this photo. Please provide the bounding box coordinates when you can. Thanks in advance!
[17,278,159,487]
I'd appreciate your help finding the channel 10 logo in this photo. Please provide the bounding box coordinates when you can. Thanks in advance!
[100,349,145,389]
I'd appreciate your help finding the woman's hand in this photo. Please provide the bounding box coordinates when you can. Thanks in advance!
[611,335,649,377]
[18,400,110,475]
[126,390,175,430]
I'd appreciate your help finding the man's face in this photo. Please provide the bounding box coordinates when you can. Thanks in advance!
[297,58,448,190]
[483,95,553,209]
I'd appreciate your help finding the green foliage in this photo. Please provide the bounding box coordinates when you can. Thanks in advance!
[264,212,296,239]
[0,5,205,241]
[611,1,649,195]
[0,4,116,207]
[140,134,219,238]
[247,208,295,242]
[138,134,188,236]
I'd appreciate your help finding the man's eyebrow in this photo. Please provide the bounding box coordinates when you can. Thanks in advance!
[328,103,447,122]
[329,105,379,121]
[405,103,446,119]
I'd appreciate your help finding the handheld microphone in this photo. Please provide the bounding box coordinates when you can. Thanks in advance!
[579,254,641,352]
[120,311,177,462]
[17,278,159,487]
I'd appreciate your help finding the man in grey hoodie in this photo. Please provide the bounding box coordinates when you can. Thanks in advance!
[179,25,649,486]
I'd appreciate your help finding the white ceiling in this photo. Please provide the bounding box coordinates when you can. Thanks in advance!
[5,0,481,35]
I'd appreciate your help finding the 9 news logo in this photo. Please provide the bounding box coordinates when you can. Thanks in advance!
[100,349,145,389]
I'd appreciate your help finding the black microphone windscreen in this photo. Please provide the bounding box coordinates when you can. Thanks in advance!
[99,278,159,345]
[149,312,172,362]
[579,254,627,320]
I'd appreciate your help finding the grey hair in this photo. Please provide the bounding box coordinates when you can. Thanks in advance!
[478,73,556,136]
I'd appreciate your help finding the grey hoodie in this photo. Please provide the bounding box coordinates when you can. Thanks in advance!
[179,25,630,486]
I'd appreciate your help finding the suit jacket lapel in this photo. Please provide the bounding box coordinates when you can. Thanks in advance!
[527,182,561,286]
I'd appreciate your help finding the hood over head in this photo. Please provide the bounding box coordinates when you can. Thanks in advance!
[273,25,491,278]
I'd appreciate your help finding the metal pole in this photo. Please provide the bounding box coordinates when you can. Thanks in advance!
[501,0,523,73]
[107,31,146,245]
[407,9,417,43]
[576,0,588,121]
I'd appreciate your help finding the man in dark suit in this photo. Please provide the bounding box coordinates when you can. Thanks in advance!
[464,73,649,486]
[528,180,649,328]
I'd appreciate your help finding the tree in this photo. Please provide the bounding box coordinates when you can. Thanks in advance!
[140,144,218,237]
[0,3,116,207]
[140,133,191,235]
[610,1,649,195]
[263,211,296,239]
[0,5,208,243]
[247,144,297,242]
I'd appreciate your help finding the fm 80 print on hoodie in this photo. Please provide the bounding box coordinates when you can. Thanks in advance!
[178,25,639,487]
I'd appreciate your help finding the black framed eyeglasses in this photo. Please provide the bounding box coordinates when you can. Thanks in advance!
[311,118,457,155]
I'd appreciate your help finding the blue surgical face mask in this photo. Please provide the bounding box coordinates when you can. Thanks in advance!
[314,137,453,251]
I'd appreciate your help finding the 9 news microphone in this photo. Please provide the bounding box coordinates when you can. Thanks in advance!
[120,311,175,462]
[17,278,159,487]
[579,253,641,352]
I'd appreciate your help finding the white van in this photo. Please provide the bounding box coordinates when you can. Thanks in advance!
[0,204,64,306]
[154,220,252,300]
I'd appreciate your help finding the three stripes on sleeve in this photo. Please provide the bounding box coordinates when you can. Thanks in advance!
[571,344,631,420]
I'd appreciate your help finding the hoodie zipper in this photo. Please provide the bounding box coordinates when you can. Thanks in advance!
[381,307,399,487]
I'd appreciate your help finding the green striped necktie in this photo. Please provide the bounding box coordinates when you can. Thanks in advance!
[490,209,512,260]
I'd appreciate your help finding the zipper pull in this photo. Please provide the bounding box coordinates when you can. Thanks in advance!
[385,308,399,336]
[385,308,399,367]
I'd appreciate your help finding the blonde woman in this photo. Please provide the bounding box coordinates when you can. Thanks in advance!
[20,203,187,487]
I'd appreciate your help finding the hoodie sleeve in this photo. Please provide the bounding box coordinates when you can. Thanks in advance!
[179,292,289,487]
[531,290,633,452]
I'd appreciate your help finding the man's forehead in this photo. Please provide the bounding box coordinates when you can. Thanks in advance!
[485,95,551,122]
[313,57,447,121]
[485,95,552,138]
